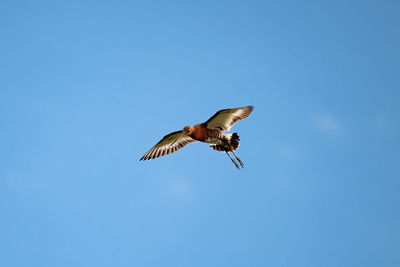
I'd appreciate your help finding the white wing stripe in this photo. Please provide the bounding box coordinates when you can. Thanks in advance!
[140,131,198,160]
[205,106,254,132]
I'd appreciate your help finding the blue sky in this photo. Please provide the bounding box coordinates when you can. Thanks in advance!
[1,0,399,266]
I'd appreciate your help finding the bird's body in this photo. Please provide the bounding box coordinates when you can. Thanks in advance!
[183,124,240,151]
[187,123,208,142]
[181,124,222,144]
[140,106,254,169]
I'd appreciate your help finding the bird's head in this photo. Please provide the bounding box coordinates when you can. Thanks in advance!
[170,126,192,147]
[182,125,193,135]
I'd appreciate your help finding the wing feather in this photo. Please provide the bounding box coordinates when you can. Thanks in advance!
[204,106,254,131]
[140,130,198,161]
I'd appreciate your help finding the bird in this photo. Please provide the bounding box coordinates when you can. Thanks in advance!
[140,105,254,169]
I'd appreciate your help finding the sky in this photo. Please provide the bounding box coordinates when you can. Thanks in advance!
[1,0,399,266]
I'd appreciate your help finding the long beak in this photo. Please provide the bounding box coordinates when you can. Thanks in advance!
[170,133,185,146]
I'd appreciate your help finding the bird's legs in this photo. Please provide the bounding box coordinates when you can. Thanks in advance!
[226,152,240,170]
[232,151,244,168]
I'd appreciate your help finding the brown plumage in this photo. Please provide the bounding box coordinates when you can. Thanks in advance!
[140,106,254,169]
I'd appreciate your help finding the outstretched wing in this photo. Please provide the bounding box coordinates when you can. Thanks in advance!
[204,106,254,132]
[140,130,198,161]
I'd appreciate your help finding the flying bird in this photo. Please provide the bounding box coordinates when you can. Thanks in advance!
[140,106,254,169]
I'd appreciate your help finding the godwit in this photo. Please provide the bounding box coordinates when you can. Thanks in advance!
[140,106,254,169]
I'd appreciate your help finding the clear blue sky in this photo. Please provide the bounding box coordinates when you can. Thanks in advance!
[1,1,399,266]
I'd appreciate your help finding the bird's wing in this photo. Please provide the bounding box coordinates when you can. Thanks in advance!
[203,106,254,132]
[140,130,198,160]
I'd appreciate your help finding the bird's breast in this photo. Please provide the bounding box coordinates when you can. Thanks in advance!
[189,124,207,141]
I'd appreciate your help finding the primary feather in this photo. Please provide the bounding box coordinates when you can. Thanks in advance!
[204,105,254,132]
[140,131,198,160]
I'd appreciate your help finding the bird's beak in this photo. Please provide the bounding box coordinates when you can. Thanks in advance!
[170,132,186,146]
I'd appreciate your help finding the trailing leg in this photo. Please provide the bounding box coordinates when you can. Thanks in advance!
[232,151,244,168]
[226,152,240,170]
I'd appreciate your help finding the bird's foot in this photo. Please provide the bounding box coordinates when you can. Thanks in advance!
[226,152,241,170]
[232,151,244,168]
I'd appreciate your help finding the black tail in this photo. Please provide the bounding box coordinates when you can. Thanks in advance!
[230,133,240,151]
[210,133,240,152]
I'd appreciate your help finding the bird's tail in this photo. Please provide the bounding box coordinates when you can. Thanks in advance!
[210,133,240,152]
